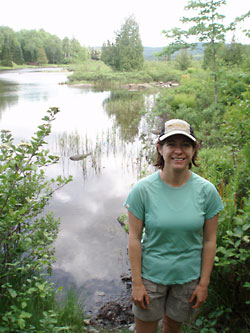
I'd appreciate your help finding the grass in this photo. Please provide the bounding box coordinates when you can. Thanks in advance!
[67,60,182,89]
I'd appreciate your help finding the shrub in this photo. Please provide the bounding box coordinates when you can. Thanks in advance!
[0,108,73,332]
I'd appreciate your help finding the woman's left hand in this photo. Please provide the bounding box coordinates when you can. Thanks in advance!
[189,284,208,309]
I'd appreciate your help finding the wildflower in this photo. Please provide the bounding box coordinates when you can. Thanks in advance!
[0,144,9,149]
[18,142,32,148]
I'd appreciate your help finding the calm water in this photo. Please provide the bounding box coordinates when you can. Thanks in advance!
[0,68,156,313]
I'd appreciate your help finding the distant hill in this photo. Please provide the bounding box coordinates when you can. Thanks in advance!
[143,47,163,60]
[143,44,205,60]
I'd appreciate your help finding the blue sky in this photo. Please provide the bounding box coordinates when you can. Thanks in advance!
[1,0,249,46]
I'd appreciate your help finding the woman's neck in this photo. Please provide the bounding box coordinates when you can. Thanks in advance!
[160,168,191,188]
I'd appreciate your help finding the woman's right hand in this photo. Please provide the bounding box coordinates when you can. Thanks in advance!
[131,283,150,310]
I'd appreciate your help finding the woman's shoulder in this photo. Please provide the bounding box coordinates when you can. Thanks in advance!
[191,172,218,193]
[133,171,159,190]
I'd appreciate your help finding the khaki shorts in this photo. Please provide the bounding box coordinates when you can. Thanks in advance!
[133,278,199,323]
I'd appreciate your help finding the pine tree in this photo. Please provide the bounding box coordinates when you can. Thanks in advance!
[37,47,48,64]
[115,15,144,71]
[1,37,12,67]
[101,15,144,71]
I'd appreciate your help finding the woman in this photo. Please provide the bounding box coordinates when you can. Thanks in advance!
[124,119,224,333]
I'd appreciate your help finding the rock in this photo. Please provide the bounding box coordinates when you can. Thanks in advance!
[121,273,131,282]
[97,291,105,297]
[83,318,92,325]
[88,328,99,333]
[97,299,133,326]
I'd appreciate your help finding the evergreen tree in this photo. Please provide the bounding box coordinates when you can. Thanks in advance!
[62,37,70,62]
[101,41,117,68]
[1,37,12,67]
[37,47,48,64]
[0,27,23,66]
[101,15,144,71]
[115,15,144,71]
[175,49,192,70]
[220,37,244,65]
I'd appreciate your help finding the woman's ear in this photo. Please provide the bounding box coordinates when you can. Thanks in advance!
[157,143,162,156]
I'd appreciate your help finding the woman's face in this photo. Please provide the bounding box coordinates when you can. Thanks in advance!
[158,134,195,172]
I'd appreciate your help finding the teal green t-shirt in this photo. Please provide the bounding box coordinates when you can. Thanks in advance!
[124,171,224,285]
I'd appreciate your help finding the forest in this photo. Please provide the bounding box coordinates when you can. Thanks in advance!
[0,0,250,332]
[0,26,91,66]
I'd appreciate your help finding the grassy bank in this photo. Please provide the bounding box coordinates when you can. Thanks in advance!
[67,60,183,89]
[0,64,69,71]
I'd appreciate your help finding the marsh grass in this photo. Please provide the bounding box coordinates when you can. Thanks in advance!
[67,60,182,89]
[55,288,86,332]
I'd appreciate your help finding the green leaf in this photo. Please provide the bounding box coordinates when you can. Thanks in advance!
[243,223,250,231]
[18,318,26,329]
[8,288,17,298]
[195,318,203,326]
[21,302,27,309]
[235,239,241,248]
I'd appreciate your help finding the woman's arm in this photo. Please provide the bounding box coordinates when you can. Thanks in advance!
[190,214,219,309]
[128,210,150,309]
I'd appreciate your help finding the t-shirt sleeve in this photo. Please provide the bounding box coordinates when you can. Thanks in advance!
[123,181,145,221]
[205,183,224,220]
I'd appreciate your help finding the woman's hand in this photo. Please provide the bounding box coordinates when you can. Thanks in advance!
[132,283,150,310]
[189,284,208,309]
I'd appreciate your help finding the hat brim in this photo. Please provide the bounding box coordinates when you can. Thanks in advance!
[159,130,196,142]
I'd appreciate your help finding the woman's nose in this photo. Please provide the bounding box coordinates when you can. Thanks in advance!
[173,144,182,152]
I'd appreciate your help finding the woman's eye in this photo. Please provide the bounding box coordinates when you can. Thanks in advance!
[182,143,191,148]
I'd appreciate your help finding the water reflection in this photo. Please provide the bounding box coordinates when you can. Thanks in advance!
[0,79,19,117]
[0,68,157,314]
[103,90,145,142]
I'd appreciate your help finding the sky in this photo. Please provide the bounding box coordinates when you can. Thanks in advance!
[1,0,249,47]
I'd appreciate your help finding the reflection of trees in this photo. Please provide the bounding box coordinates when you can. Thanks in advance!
[103,90,145,142]
[0,80,19,119]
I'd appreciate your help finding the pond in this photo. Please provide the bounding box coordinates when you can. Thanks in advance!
[0,68,158,315]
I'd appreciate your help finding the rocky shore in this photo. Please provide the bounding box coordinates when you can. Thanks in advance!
[85,274,134,332]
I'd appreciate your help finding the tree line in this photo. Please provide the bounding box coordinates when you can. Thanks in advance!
[0,26,90,67]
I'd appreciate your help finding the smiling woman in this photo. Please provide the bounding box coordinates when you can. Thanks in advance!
[124,118,224,333]
[155,119,199,175]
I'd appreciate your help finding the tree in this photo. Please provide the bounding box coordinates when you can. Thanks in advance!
[101,40,117,68]
[62,36,70,61]
[0,27,24,66]
[162,0,230,104]
[44,35,63,64]
[102,15,144,71]
[175,49,192,70]
[115,15,144,71]
[1,38,12,67]
[219,37,245,66]
[1,26,89,66]
[37,47,48,64]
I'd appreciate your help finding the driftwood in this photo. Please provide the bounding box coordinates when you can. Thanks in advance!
[69,152,91,161]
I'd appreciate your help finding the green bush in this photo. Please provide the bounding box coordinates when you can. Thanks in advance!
[143,60,181,82]
[0,108,73,332]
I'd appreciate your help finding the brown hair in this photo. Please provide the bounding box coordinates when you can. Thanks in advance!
[154,137,199,170]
